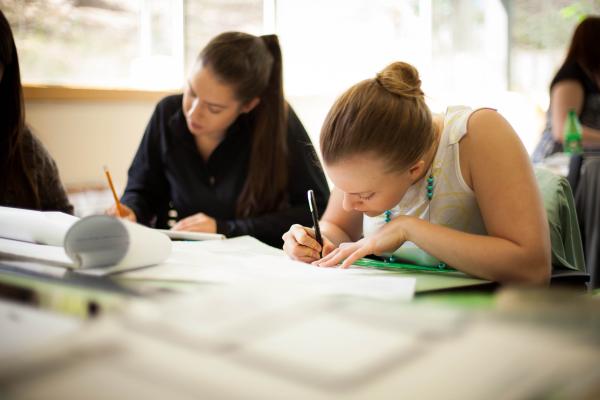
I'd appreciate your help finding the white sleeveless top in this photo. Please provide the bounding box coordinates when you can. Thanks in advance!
[363,106,487,266]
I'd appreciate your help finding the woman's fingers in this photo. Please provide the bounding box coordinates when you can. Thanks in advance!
[312,240,373,268]
[322,240,336,257]
[283,225,321,262]
[106,204,136,222]
[290,225,321,251]
[340,247,372,269]
[313,244,351,267]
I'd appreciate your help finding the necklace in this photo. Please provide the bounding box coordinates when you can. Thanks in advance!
[383,171,447,269]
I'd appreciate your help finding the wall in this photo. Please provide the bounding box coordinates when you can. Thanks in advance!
[25,100,157,193]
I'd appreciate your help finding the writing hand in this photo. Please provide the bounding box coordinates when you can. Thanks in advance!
[105,203,137,222]
[313,219,409,268]
[282,224,335,263]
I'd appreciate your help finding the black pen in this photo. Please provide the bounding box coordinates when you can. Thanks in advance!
[307,189,323,258]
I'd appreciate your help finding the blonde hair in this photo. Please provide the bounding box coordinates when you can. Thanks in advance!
[320,61,434,172]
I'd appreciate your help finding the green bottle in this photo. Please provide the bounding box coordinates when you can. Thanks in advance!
[563,109,583,154]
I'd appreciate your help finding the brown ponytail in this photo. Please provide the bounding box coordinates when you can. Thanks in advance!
[320,61,434,172]
[199,32,288,217]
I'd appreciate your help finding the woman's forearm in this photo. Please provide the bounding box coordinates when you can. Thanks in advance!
[320,220,353,247]
[582,125,600,146]
[400,217,551,284]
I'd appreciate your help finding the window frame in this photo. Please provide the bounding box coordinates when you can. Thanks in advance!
[23,84,177,102]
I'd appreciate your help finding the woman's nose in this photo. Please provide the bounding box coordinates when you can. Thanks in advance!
[342,193,360,212]
[188,98,203,118]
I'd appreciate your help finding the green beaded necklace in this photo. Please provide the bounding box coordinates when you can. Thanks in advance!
[383,171,447,269]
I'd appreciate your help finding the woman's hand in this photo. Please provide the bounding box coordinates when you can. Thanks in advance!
[171,213,217,233]
[314,219,409,268]
[106,203,137,222]
[282,224,336,263]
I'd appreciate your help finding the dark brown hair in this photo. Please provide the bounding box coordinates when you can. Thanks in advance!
[564,15,600,78]
[0,10,40,208]
[198,32,287,218]
[320,61,434,172]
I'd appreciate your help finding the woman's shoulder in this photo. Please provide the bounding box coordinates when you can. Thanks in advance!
[284,103,309,141]
[21,127,52,167]
[462,108,523,157]
[21,127,73,213]
[146,94,187,139]
[551,61,587,88]
[155,93,183,115]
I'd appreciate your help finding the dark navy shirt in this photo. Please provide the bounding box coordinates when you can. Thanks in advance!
[121,94,329,248]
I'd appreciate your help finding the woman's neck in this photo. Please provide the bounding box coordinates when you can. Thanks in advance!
[415,115,444,182]
[194,132,225,162]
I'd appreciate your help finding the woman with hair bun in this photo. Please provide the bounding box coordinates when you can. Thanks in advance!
[283,61,551,284]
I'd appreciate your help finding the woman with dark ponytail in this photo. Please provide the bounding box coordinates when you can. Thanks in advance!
[108,32,329,248]
[0,10,72,214]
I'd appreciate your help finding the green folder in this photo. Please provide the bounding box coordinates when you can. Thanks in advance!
[353,258,456,273]
[353,258,493,293]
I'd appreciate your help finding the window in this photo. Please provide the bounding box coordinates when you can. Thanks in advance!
[275,0,509,149]
[3,0,184,89]
[509,0,599,106]
[184,0,264,76]
[5,0,599,151]
[3,0,264,90]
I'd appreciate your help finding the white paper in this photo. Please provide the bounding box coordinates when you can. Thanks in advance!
[0,209,171,272]
[0,238,73,266]
[0,206,79,246]
[113,219,172,269]
[155,229,225,241]
[63,216,171,270]
[118,237,415,301]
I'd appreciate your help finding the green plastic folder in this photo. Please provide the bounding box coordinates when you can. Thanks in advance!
[353,258,456,273]
[352,258,492,293]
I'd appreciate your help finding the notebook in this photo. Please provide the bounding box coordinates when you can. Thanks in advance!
[156,229,225,241]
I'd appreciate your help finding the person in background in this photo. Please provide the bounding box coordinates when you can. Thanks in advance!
[532,15,600,162]
[283,61,551,284]
[0,10,73,214]
[107,32,329,248]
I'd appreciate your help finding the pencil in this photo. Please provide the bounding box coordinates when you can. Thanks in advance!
[103,165,124,218]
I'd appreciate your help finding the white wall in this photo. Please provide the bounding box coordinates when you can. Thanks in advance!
[25,100,156,193]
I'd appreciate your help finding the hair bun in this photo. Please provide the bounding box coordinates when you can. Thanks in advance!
[375,62,424,99]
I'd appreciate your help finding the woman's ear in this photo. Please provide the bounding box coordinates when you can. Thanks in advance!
[407,160,426,183]
[241,97,260,113]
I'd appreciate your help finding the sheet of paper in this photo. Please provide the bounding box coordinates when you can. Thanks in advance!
[0,259,68,278]
[156,229,225,241]
[0,206,79,246]
[117,238,415,301]
[189,235,284,256]
[114,219,172,270]
[0,238,73,267]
